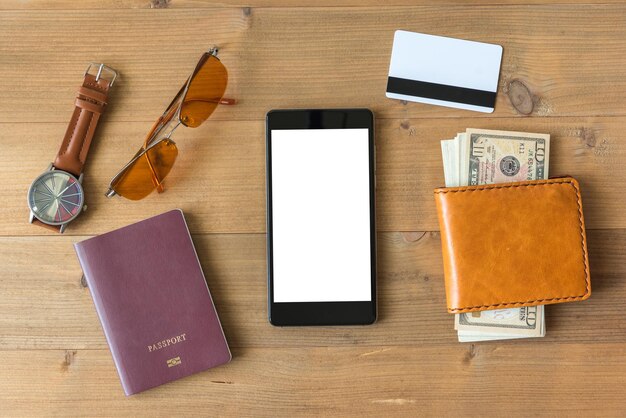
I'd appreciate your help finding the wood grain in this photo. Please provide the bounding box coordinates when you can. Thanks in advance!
[2,344,626,416]
[1,0,622,9]
[2,3,626,416]
[2,117,625,236]
[0,230,624,350]
[0,6,625,123]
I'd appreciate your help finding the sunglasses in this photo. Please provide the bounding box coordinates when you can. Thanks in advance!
[106,47,235,200]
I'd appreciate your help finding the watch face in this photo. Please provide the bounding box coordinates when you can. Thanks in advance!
[27,170,84,225]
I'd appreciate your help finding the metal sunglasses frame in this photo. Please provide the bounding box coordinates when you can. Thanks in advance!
[105,47,233,198]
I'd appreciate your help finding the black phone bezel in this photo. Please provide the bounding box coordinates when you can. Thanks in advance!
[265,108,377,326]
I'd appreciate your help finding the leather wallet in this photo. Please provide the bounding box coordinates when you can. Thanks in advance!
[434,177,591,314]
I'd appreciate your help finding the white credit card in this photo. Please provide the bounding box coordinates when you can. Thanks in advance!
[386,30,503,113]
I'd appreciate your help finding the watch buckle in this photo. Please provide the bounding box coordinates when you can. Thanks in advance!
[84,62,118,87]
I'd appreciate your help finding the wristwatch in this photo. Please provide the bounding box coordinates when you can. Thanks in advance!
[27,63,117,233]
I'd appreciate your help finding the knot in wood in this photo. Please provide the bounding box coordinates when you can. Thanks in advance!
[507,79,534,115]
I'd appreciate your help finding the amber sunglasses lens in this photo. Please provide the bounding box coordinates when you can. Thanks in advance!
[110,139,179,200]
[180,54,228,128]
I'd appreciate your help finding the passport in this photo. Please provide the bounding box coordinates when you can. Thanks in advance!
[74,209,231,396]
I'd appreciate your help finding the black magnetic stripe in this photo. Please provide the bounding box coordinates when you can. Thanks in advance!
[386,77,496,108]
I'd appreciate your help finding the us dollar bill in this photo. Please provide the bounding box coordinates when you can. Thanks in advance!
[441,128,550,342]
[460,128,550,186]
[455,306,545,342]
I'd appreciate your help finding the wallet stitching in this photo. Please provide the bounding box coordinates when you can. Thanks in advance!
[437,179,591,312]
[569,180,591,299]
[435,178,571,195]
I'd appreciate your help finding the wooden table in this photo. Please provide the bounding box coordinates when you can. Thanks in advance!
[1,1,625,416]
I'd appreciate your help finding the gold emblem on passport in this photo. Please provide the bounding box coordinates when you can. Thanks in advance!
[167,356,182,368]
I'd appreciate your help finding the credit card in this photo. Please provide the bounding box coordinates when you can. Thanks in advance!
[386,30,503,113]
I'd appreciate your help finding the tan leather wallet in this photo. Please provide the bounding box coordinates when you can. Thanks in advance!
[434,177,591,314]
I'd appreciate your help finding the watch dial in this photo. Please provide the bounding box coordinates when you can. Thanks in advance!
[28,171,84,225]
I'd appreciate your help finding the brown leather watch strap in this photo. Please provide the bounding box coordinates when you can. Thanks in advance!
[53,73,112,177]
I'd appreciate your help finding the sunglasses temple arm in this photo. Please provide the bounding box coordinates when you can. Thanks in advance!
[143,118,164,149]
[144,150,165,193]
[182,97,237,106]
[219,97,236,105]
[143,101,181,149]
[136,90,235,194]
[141,81,187,148]
[164,82,188,114]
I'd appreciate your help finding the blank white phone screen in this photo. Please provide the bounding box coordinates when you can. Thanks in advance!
[271,128,372,302]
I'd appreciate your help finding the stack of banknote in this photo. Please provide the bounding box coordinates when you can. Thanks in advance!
[440,128,550,342]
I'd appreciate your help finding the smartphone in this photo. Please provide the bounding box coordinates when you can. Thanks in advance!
[266,109,377,326]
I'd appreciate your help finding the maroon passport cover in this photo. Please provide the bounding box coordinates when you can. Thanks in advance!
[74,209,231,396]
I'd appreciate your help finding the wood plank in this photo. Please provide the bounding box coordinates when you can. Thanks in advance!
[0,230,623,350]
[4,117,626,236]
[1,344,626,416]
[0,6,625,122]
[2,3,624,415]
[1,0,622,10]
